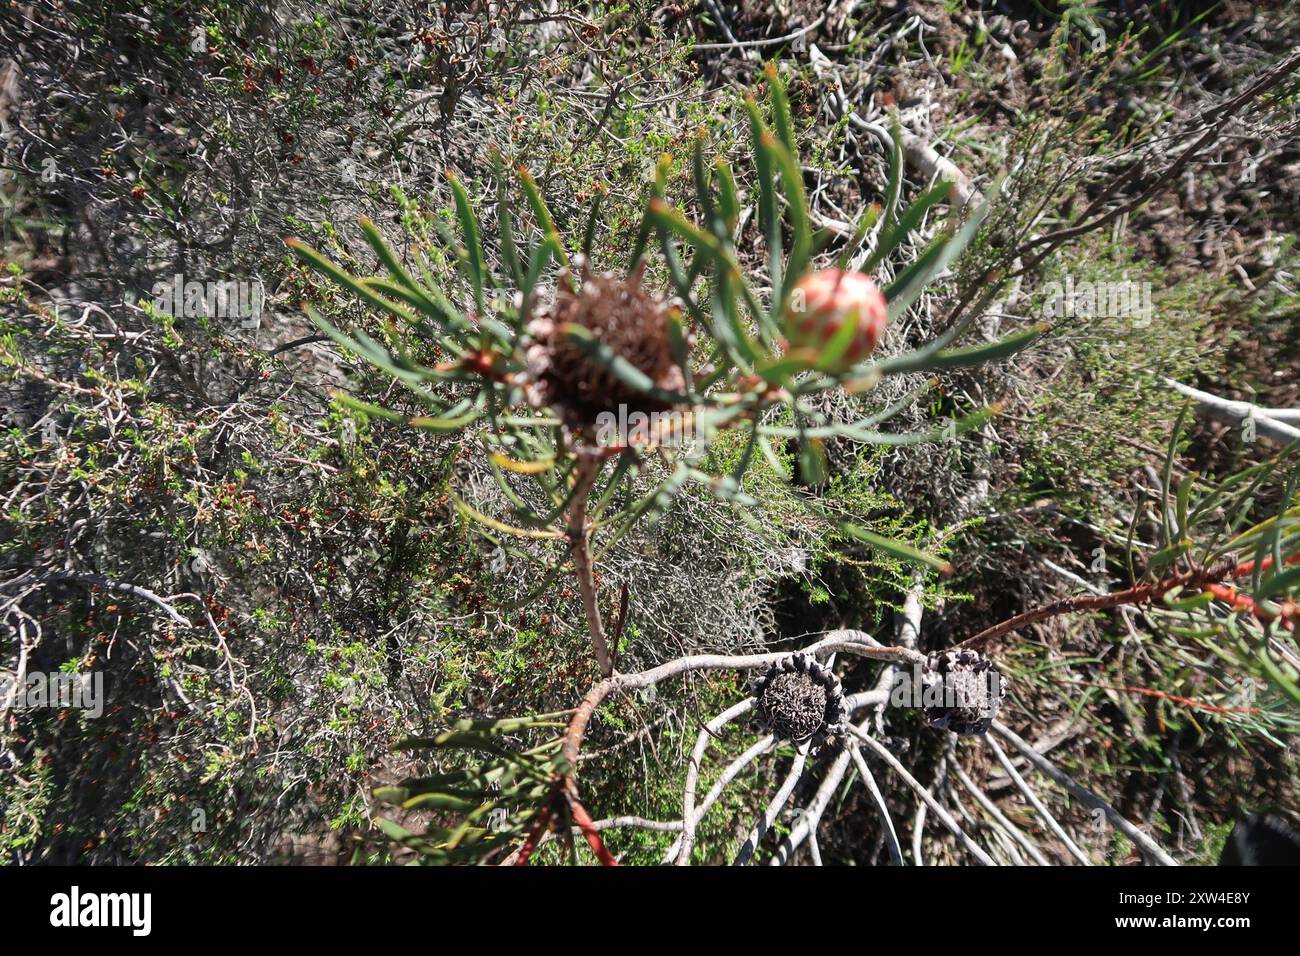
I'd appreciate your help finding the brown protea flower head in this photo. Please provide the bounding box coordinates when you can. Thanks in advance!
[921,649,1006,736]
[783,268,887,371]
[748,653,847,747]
[522,256,687,437]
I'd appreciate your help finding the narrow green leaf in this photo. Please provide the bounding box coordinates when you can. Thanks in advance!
[523,235,558,300]
[491,149,525,288]
[646,198,722,259]
[447,173,486,313]
[666,306,693,395]
[714,155,741,234]
[1146,538,1194,573]
[286,238,417,325]
[884,176,1000,323]
[757,434,787,477]
[744,96,783,306]
[1257,564,1300,599]
[448,492,564,540]
[331,391,407,422]
[842,524,951,573]
[376,818,417,842]
[1175,471,1195,540]
[302,306,451,402]
[922,324,1048,371]
[1258,646,1300,707]
[757,350,820,384]
[409,398,482,431]
[837,203,881,271]
[866,178,958,274]
[561,323,690,405]
[401,793,480,812]
[692,132,715,227]
[761,130,812,307]
[358,217,426,297]
[581,184,606,259]
[518,166,569,269]
[882,236,948,308]
[763,62,797,153]
[798,437,827,485]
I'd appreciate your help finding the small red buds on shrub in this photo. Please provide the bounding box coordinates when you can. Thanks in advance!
[784,268,887,370]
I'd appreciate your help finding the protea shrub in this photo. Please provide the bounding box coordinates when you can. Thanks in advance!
[284,64,1042,678]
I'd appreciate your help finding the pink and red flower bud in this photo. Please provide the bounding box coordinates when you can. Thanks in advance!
[784,269,887,369]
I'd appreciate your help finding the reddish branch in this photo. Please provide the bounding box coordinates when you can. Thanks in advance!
[1204,583,1263,617]
[512,774,620,866]
[562,676,619,775]
[513,796,555,866]
[960,553,1300,651]
[1114,685,1260,715]
[1232,553,1300,578]
[1205,583,1296,632]
[959,577,1187,651]
[1061,680,1260,715]
[567,451,614,677]
[564,783,619,866]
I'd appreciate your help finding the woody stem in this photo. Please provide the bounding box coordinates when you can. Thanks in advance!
[960,555,1296,651]
[568,453,614,678]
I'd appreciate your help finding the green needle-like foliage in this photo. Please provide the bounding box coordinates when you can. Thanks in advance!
[287,68,1043,578]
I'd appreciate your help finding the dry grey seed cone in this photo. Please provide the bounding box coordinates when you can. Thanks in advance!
[749,653,847,749]
[921,648,1006,736]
